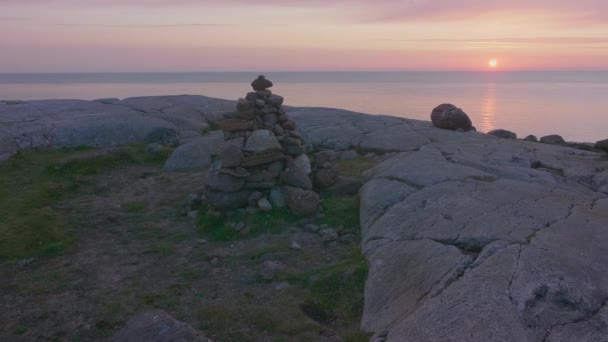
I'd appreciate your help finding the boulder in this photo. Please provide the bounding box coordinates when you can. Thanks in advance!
[221,119,252,132]
[111,310,209,342]
[164,132,243,171]
[293,154,312,175]
[540,134,566,145]
[430,103,474,132]
[269,187,286,208]
[284,165,313,190]
[251,75,273,91]
[284,187,320,217]
[243,130,281,154]
[595,139,608,152]
[219,144,243,168]
[488,129,517,139]
[325,176,363,195]
[282,120,297,131]
[524,135,538,142]
[269,94,284,106]
[314,167,339,189]
[205,171,245,192]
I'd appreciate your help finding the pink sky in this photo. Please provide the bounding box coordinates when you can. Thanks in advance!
[1,0,607,72]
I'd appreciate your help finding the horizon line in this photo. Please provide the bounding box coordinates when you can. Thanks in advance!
[2,69,608,75]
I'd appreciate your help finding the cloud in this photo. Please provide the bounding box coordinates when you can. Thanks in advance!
[3,0,607,24]
[387,37,608,45]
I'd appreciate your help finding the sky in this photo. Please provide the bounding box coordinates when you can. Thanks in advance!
[1,0,607,72]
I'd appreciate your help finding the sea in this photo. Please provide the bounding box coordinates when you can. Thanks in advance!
[1,71,607,142]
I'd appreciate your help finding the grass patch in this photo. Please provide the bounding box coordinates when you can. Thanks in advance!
[0,145,171,260]
[196,208,299,241]
[280,248,368,323]
[334,158,376,178]
[124,201,146,213]
[321,194,360,229]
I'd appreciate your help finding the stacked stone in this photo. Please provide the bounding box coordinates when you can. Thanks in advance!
[204,75,319,216]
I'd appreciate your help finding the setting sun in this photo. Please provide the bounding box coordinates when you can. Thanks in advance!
[488,59,498,68]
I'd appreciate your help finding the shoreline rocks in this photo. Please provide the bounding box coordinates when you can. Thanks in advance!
[488,129,517,139]
[430,103,475,132]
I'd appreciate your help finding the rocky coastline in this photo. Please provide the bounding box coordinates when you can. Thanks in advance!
[2,87,608,341]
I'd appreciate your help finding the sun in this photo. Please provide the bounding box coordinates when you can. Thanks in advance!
[488,59,498,68]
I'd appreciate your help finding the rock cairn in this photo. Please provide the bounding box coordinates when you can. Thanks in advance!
[204,75,320,216]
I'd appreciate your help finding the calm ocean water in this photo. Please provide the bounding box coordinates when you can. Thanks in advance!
[1,71,607,142]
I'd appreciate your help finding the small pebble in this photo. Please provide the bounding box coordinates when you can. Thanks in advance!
[274,281,290,290]
[289,241,302,250]
[234,221,247,232]
[304,224,320,233]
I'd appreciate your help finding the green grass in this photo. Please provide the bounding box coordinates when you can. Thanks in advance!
[334,158,376,178]
[278,247,368,325]
[124,201,146,213]
[196,208,299,241]
[321,194,360,229]
[0,145,171,260]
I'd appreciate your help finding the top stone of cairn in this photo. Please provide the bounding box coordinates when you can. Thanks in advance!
[251,75,273,91]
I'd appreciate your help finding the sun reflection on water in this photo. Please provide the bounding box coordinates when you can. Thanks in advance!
[479,82,496,132]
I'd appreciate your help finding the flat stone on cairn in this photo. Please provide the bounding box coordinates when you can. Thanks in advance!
[204,76,319,216]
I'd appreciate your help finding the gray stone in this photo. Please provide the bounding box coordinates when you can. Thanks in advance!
[314,167,339,189]
[205,171,245,192]
[219,167,249,178]
[540,134,566,145]
[284,165,313,190]
[269,187,286,208]
[244,130,281,154]
[269,94,284,106]
[111,309,209,342]
[258,197,273,212]
[219,144,243,168]
[488,129,517,139]
[251,75,273,91]
[595,139,608,152]
[164,132,243,171]
[430,103,474,132]
[261,260,284,280]
[524,135,538,142]
[289,241,302,250]
[304,224,320,233]
[284,187,320,217]
[293,154,312,175]
[248,192,264,207]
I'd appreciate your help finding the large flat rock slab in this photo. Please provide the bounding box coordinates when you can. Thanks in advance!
[0,95,237,161]
[356,118,608,340]
[111,309,210,342]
